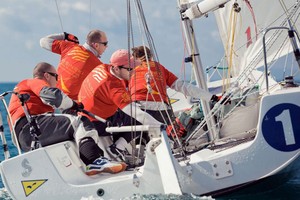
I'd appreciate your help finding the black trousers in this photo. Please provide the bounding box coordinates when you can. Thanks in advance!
[92,109,149,143]
[92,108,174,144]
[143,109,174,125]
[15,114,93,151]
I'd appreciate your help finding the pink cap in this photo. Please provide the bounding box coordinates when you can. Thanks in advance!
[110,49,138,68]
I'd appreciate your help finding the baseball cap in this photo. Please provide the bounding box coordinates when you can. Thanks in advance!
[110,49,139,68]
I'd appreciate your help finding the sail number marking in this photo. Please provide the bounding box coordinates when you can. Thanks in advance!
[262,103,300,151]
[245,27,252,47]
[275,109,296,145]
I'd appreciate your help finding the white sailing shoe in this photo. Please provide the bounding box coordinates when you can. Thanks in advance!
[86,157,127,176]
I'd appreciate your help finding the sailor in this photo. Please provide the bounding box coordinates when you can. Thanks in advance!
[40,30,108,101]
[129,46,221,136]
[78,49,162,162]
[8,62,126,176]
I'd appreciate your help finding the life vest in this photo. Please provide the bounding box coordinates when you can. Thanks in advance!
[8,79,53,125]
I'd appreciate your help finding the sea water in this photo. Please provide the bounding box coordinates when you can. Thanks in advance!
[1,82,300,200]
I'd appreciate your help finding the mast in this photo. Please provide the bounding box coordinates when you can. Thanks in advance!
[177,0,227,140]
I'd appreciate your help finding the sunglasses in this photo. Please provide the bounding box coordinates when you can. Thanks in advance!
[45,72,58,81]
[98,41,108,47]
[118,66,133,71]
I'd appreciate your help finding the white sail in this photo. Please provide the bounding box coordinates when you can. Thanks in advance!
[214,0,300,78]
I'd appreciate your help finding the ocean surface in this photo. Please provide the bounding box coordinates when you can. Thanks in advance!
[1,82,300,200]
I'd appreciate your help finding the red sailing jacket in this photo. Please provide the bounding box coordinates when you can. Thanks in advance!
[8,79,54,125]
[52,40,102,100]
[78,64,131,120]
[129,61,178,103]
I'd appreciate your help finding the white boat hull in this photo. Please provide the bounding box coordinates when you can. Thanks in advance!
[1,87,300,199]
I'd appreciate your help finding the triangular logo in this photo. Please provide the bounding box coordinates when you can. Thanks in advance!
[169,98,179,104]
[21,179,48,197]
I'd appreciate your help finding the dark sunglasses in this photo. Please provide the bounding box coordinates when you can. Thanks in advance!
[45,72,58,81]
[118,66,133,71]
[98,41,108,46]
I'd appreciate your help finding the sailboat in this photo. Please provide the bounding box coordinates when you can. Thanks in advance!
[1,0,300,199]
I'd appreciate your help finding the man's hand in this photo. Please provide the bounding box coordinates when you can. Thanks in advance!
[64,32,79,44]
[63,102,84,115]
[71,101,84,112]
[166,118,187,138]
[211,94,231,105]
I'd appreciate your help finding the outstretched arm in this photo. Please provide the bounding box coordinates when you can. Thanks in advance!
[40,32,79,51]
[39,33,65,51]
[170,79,213,101]
[121,103,162,125]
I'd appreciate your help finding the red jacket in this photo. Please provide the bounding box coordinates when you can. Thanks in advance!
[8,79,53,125]
[129,61,178,103]
[78,64,131,120]
[52,40,102,100]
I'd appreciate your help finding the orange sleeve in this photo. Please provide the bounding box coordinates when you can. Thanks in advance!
[161,64,178,87]
[52,40,75,55]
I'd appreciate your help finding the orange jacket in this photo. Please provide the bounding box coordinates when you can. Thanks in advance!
[52,40,102,100]
[129,61,178,103]
[78,64,131,120]
[8,79,53,125]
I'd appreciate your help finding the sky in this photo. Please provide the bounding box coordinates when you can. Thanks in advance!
[0,0,224,83]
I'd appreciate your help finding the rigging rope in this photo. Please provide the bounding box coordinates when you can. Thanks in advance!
[126,0,180,161]
[129,0,184,151]
[89,0,92,29]
[279,0,300,34]
[225,2,241,92]
[185,1,300,148]
[54,0,64,32]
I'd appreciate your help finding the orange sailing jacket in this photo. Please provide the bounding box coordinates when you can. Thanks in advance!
[8,79,53,125]
[78,64,131,120]
[129,61,178,103]
[52,40,102,100]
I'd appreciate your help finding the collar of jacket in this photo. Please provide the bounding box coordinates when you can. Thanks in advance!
[83,42,100,58]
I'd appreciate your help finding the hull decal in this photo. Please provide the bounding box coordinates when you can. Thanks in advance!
[21,179,48,197]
